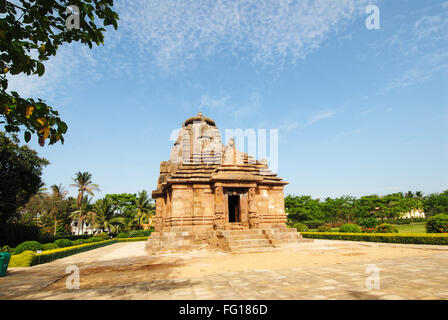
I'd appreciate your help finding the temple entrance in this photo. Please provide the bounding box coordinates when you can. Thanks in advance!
[228,195,240,222]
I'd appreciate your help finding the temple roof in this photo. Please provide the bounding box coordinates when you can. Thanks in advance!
[184,112,216,127]
[152,113,288,196]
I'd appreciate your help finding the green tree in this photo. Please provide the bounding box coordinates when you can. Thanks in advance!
[0,0,119,145]
[323,196,357,223]
[0,132,48,222]
[87,198,125,233]
[424,191,448,217]
[46,184,68,235]
[104,193,137,218]
[285,195,323,222]
[70,171,99,234]
[134,190,154,227]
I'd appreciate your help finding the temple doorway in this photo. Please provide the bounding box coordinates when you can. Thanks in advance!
[228,195,240,222]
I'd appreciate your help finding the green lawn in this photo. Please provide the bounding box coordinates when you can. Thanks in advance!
[394,222,426,233]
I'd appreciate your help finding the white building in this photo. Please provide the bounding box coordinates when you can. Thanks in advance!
[70,220,101,235]
[400,209,425,219]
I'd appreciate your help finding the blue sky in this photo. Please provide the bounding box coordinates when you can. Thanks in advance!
[6,0,448,200]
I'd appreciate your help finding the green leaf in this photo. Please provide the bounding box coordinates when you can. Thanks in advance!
[36,62,45,76]
[24,131,31,142]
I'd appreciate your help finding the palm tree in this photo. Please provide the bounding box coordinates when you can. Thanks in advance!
[87,198,125,233]
[70,172,100,234]
[47,184,68,236]
[69,195,93,234]
[134,190,154,227]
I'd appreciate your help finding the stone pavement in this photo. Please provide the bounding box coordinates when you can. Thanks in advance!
[1,241,448,300]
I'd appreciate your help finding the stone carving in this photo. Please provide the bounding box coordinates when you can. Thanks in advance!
[214,186,226,230]
[248,187,259,228]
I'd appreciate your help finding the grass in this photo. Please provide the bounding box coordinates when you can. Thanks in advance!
[394,222,426,234]
[309,224,427,234]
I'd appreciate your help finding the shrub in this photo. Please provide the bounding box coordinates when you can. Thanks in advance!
[84,236,101,243]
[426,214,448,233]
[327,222,345,228]
[0,223,40,247]
[54,239,74,248]
[303,221,325,229]
[116,232,129,238]
[38,234,90,244]
[358,217,378,228]
[128,229,152,238]
[293,223,309,232]
[8,251,38,267]
[301,232,448,245]
[317,225,332,232]
[36,241,114,265]
[362,227,377,233]
[339,223,362,233]
[375,223,398,233]
[72,239,86,245]
[42,243,59,251]
[9,240,116,267]
[13,241,43,255]
[115,237,148,242]
[97,232,110,240]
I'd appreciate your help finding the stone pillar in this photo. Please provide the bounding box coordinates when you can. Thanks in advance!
[248,187,260,228]
[213,186,225,230]
[154,196,166,232]
[240,193,249,228]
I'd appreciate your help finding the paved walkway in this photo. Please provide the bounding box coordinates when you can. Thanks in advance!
[1,240,447,300]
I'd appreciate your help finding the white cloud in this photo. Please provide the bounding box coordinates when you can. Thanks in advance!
[6,44,98,107]
[382,3,448,91]
[115,0,375,71]
[281,121,301,132]
[199,94,231,111]
[308,109,337,125]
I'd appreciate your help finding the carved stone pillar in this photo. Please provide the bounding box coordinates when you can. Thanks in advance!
[248,187,259,228]
[213,186,226,230]
[154,197,163,232]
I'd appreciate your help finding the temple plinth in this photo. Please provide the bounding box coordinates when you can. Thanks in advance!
[146,113,309,254]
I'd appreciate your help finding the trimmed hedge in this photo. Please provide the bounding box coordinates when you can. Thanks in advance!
[116,232,129,238]
[9,240,116,267]
[12,241,43,255]
[38,234,91,244]
[42,243,58,251]
[115,237,148,242]
[301,232,448,245]
[8,251,38,267]
[54,239,73,248]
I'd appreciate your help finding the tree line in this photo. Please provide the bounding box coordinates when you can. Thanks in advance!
[11,172,155,236]
[285,191,448,224]
[1,132,154,235]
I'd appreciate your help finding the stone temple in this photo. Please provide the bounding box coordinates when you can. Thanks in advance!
[146,113,308,254]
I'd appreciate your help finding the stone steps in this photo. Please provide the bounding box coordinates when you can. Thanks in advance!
[146,227,313,254]
[261,228,313,247]
[222,230,274,252]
